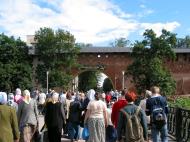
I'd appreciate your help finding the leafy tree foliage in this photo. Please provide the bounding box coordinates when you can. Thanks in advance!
[34,28,80,89]
[110,37,130,47]
[177,35,190,48]
[78,71,99,92]
[0,34,32,92]
[102,77,113,93]
[75,43,93,48]
[127,29,176,96]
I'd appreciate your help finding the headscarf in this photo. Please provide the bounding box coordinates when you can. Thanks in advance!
[125,91,137,102]
[0,92,7,104]
[15,88,23,104]
[87,89,95,101]
[22,90,31,104]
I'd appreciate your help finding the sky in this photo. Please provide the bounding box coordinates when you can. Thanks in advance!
[0,0,190,46]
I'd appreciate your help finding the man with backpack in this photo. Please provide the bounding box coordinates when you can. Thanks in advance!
[146,86,169,142]
[117,91,148,142]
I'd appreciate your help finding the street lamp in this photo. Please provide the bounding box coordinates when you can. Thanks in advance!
[122,71,125,90]
[46,71,49,94]
[115,76,117,90]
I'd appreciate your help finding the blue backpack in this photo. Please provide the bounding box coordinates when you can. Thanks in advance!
[151,97,167,129]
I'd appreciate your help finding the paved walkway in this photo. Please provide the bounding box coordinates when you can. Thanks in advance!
[38,115,176,142]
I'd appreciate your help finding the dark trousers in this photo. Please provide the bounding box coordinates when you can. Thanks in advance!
[68,122,79,140]
[48,127,61,142]
[106,125,117,142]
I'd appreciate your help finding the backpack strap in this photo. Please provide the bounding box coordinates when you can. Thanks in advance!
[120,109,130,118]
[120,107,141,118]
[135,107,141,116]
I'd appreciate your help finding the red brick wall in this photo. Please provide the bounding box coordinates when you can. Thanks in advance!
[74,53,190,95]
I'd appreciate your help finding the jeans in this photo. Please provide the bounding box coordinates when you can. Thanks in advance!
[151,123,168,142]
[68,122,79,140]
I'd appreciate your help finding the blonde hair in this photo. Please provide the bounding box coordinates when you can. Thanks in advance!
[23,90,30,97]
[151,86,160,94]
[52,92,59,102]
[145,90,152,98]
[22,90,31,103]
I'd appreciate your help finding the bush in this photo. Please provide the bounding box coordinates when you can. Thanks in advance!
[168,97,190,109]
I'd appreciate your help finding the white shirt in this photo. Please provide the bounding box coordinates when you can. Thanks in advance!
[87,100,107,118]
[59,93,66,103]
[107,108,113,126]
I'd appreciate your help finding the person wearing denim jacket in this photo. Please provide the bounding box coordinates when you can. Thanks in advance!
[117,92,148,142]
[146,86,169,142]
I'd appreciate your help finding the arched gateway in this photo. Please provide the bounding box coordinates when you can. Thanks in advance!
[30,46,190,95]
[72,47,190,95]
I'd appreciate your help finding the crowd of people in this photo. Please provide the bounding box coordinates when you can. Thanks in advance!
[0,86,169,142]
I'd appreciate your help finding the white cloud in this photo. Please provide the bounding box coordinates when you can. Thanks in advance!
[0,0,180,44]
[140,22,180,36]
[140,4,146,8]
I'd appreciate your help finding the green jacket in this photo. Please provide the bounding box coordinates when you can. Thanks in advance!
[0,105,20,142]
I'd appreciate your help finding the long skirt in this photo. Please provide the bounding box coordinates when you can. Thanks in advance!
[87,118,105,142]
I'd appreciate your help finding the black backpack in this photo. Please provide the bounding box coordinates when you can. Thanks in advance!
[151,97,166,129]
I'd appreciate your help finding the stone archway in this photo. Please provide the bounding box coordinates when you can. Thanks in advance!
[71,47,190,94]
[72,69,114,92]
[72,51,133,91]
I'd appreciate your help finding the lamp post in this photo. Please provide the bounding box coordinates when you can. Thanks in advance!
[46,71,49,94]
[115,76,117,90]
[122,71,125,90]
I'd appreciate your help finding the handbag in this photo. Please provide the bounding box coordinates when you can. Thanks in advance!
[82,125,89,140]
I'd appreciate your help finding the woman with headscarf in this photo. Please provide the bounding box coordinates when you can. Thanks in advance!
[0,92,20,142]
[79,89,95,127]
[17,90,39,142]
[14,88,23,104]
[45,92,66,142]
[84,92,108,142]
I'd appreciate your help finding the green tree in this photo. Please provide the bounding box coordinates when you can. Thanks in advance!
[177,35,190,48]
[110,37,130,47]
[127,29,176,96]
[75,43,93,48]
[102,78,113,93]
[78,71,99,92]
[0,34,32,92]
[34,28,80,89]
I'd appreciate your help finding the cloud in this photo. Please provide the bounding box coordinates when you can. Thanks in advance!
[0,0,180,45]
[140,4,146,8]
[140,22,180,36]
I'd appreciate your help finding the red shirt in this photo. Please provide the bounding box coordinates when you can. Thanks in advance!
[106,94,112,103]
[111,99,128,128]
